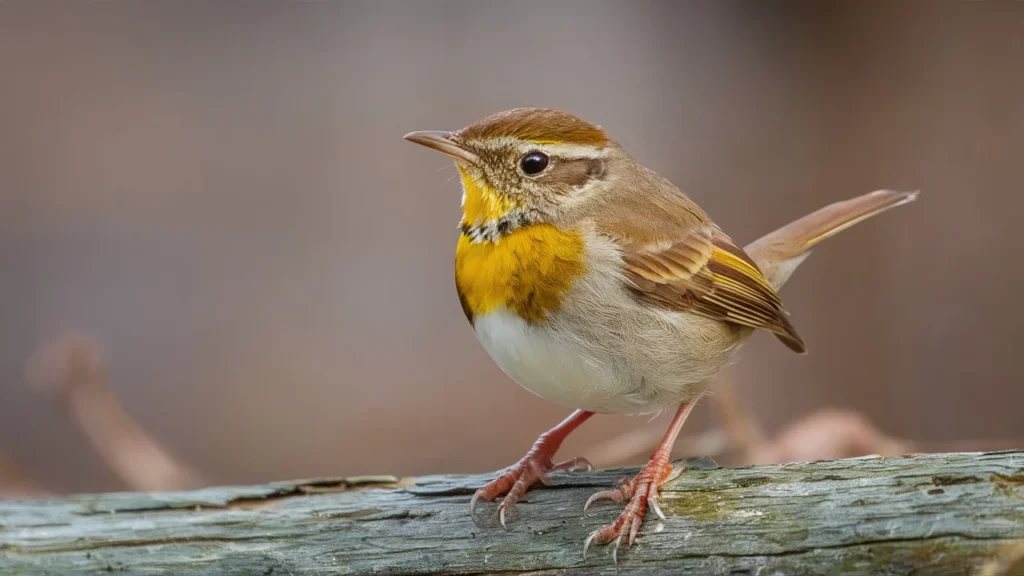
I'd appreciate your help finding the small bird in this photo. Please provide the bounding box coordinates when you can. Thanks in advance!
[405,108,917,558]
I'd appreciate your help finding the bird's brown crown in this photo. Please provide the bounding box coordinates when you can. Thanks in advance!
[458,108,608,147]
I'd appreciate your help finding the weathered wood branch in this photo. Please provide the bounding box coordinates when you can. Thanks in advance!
[2,452,1023,575]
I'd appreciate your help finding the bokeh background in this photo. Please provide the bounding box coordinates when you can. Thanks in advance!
[2,0,1022,496]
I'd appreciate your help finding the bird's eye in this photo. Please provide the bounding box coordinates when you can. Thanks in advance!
[519,151,549,176]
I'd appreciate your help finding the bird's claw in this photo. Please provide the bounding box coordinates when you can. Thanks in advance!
[469,490,483,516]
[583,484,630,516]
[470,452,591,526]
[581,460,672,562]
[648,492,666,522]
[498,502,510,528]
[583,530,598,561]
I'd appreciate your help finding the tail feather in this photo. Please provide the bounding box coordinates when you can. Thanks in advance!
[747,189,919,291]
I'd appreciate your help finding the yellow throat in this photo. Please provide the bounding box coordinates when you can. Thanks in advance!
[453,167,586,325]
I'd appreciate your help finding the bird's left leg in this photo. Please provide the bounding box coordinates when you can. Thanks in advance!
[583,400,696,561]
[471,409,594,526]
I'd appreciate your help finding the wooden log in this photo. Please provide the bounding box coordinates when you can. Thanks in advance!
[1,451,1023,575]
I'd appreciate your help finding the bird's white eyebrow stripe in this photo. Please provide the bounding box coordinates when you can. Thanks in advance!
[540,143,611,159]
[477,137,612,159]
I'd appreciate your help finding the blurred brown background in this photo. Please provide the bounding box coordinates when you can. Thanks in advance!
[1,1,1022,495]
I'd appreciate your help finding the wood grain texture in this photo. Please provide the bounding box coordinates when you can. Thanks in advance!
[1,452,1023,575]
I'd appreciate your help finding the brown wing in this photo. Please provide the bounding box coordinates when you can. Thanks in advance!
[621,226,806,353]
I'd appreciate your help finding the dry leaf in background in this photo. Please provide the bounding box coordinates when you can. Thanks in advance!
[745,408,912,466]
[26,334,204,492]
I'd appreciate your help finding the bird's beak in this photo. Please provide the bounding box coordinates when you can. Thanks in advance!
[403,130,481,167]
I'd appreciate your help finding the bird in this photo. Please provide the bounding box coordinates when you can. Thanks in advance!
[404,107,917,559]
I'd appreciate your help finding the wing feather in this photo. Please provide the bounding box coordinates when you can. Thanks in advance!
[621,226,806,353]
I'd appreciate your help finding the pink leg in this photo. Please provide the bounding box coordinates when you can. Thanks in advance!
[584,401,697,561]
[471,410,594,527]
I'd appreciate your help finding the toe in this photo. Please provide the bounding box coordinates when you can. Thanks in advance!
[628,512,641,546]
[526,458,554,487]
[583,486,628,514]
[612,530,625,563]
[583,477,636,514]
[552,456,593,473]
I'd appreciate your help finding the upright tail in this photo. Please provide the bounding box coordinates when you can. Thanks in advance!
[746,189,919,291]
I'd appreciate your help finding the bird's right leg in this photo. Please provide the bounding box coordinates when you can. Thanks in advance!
[471,409,594,526]
[583,400,697,561]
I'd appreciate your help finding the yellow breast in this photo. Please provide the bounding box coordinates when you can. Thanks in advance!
[455,224,587,325]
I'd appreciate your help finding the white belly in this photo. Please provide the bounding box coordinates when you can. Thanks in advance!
[473,308,636,413]
[473,306,732,414]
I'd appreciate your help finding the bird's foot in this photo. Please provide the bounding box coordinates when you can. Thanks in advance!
[583,458,677,562]
[470,451,591,527]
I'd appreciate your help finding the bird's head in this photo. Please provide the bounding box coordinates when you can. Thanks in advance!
[405,108,625,241]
